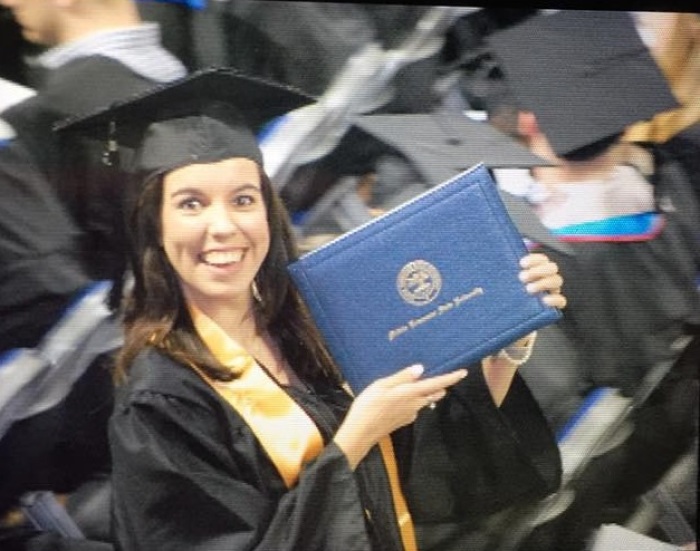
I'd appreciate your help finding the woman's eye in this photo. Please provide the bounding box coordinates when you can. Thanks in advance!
[177,197,202,210]
[234,194,256,207]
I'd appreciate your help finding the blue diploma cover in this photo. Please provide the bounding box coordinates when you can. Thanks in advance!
[288,164,561,393]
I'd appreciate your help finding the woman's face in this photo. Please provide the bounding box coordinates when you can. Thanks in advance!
[160,157,270,311]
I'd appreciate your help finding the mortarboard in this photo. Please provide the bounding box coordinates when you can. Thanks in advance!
[55,67,315,181]
[290,108,550,212]
[279,107,550,213]
[298,109,574,254]
[487,10,679,158]
[351,110,550,188]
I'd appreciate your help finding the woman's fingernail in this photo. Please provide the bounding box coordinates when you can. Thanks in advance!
[526,283,537,293]
[410,364,425,376]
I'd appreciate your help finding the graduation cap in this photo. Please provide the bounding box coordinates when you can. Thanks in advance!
[300,109,574,254]
[292,109,551,212]
[353,111,577,254]
[352,110,550,188]
[487,10,679,158]
[279,108,548,211]
[55,67,316,180]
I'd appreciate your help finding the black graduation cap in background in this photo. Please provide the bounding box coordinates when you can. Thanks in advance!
[352,110,550,187]
[487,10,679,158]
[55,67,316,180]
[301,109,573,254]
[354,111,575,254]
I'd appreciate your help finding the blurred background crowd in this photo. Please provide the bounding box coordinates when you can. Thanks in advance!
[0,2,698,550]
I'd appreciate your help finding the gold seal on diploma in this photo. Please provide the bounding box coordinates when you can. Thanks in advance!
[397,260,442,306]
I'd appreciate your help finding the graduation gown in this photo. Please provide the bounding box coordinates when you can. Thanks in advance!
[531,148,700,396]
[0,57,169,542]
[0,138,90,352]
[109,348,561,551]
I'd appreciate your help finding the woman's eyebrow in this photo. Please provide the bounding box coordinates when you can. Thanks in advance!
[168,182,262,198]
[230,183,263,193]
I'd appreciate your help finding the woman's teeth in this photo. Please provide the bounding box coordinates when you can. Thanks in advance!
[201,250,243,265]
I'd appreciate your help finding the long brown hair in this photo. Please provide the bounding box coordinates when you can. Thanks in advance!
[116,164,342,385]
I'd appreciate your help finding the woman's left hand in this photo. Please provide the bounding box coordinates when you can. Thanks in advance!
[518,253,567,309]
[482,253,565,406]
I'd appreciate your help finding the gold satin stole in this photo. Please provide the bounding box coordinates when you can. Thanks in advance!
[188,304,417,550]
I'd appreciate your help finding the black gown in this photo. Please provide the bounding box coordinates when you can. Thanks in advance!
[0,137,90,353]
[0,56,179,549]
[109,348,561,551]
[512,146,700,551]
[532,146,700,396]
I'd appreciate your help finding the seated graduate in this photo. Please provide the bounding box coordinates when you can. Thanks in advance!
[482,10,700,550]
[61,67,566,551]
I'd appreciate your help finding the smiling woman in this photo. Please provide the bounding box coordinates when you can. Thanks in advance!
[57,67,566,551]
[160,158,271,316]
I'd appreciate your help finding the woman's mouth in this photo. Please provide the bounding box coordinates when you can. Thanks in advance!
[199,249,244,267]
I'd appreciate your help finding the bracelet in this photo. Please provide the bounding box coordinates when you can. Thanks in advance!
[498,332,538,366]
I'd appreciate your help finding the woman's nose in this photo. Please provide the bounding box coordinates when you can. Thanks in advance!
[207,203,238,235]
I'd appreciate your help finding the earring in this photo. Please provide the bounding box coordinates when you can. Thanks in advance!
[252,280,263,305]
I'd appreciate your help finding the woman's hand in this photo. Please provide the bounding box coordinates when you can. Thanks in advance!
[334,365,467,469]
[483,253,567,406]
[519,252,566,309]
